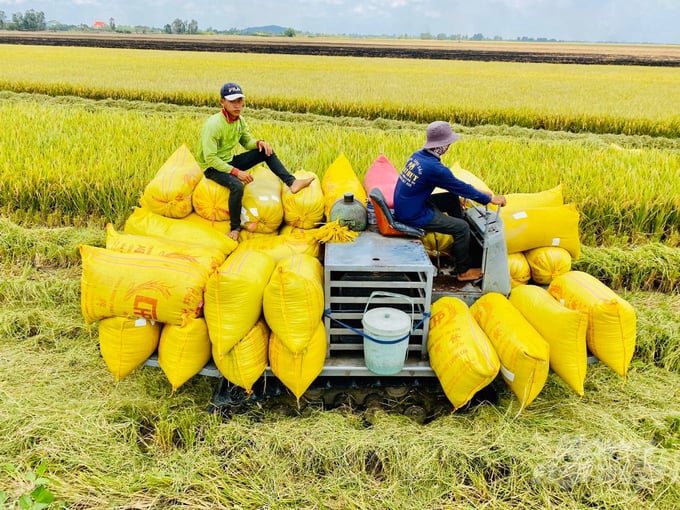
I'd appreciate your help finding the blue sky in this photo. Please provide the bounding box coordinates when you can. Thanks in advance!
[1,0,679,44]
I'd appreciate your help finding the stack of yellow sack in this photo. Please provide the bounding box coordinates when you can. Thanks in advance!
[428,273,636,410]
[502,185,577,287]
[81,146,238,391]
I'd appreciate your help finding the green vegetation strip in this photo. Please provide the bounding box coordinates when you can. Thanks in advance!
[2,44,680,136]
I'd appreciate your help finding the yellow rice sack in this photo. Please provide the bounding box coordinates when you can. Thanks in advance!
[105,223,225,273]
[269,320,326,399]
[158,316,211,393]
[232,232,320,262]
[548,271,636,379]
[435,162,494,209]
[502,203,581,259]
[503,185,563,212]
[509,285,588,396]
[139,144,202,219]
[525,246,572,285]
[204,250,276,358]
[241,165,284,234]
[428,297,500,410]
[124,207,237,256]
[214,319,269,393]
[508,252,531,288]
[321,154,367,220]
[422,231,453,258]
[282,170,324,229]
[181,211,231,234]
[79,245,208,326]
[470,293,550,410]
[263,254,324,353]
[191,175,231,223]
[99,316,161,382]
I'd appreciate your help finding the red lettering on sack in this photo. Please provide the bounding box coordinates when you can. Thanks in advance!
[133,295,158,321]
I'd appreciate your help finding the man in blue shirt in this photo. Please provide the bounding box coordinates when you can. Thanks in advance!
[393,121,507,282]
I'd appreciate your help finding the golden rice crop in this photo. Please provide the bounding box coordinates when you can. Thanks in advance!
[2,44,679,136]
[1,92,678,246]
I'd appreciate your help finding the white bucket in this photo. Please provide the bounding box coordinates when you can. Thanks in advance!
[362,292,413,375]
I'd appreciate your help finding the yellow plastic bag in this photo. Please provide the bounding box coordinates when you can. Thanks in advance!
[321,154,367,220]
[204,249,276,359]
[502,203,581,259]
[99,316,161,382]
[428,297,500,410]
[422,231,453,258]
[282,170,324,229]
[471,293,549,410]
[503,185,563,212]
[124,207,237,256]
[191,175,231,223]
[525,246,572,285]
[269,321,326,399]
[158,316,211,393]
[139,144,202,218]
[509,285,588,396]
[215,319,269,393]
[548,271,636,379]
[435,162,494,209]
[241,165,284,234]
[232,232,320,262]
[106,223,225,273]
[181,211,231,234]
[508,252,531,288]
[263,254,324,353]
[79,245,208,326]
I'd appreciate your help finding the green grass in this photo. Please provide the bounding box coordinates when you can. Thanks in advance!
[1,259,678,508]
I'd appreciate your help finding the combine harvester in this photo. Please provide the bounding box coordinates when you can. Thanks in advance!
[204,188,511,422]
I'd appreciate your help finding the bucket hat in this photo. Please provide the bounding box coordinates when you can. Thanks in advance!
[423,121,460,149]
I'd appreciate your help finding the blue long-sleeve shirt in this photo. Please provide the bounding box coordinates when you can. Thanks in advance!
[393,149,491,227]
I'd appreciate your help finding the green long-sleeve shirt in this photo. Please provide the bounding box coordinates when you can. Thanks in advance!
[195,112,259,173]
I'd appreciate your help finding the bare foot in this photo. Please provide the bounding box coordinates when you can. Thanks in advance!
[244,222,257,233]
[289,176,315,194]
[457,268,483,282]
[227,230,240,242]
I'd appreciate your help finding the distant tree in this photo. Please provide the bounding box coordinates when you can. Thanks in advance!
[436,33,447,40]
[0,11,5,29]
[188,19,198,34]
[284,27,296,37]
[109,18,115,31]
[170,18,186,34]
[13,10,46,31]
[470,32,484,40]
[164,23,172,34]
[420,32,433,39]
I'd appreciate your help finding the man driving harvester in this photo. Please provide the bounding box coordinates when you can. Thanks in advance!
[393,121,507,282]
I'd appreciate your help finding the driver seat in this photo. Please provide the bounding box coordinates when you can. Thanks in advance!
[369,188,425,238]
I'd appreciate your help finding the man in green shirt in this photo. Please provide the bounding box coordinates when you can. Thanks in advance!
[196,82,314,241]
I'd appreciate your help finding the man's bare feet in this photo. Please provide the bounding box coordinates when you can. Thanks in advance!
[289,176,315,194]
[457,268,483,282]
[227,230,240,242]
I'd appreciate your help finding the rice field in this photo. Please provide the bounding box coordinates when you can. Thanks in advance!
[2,44,680,135]
[0,41,679,509]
